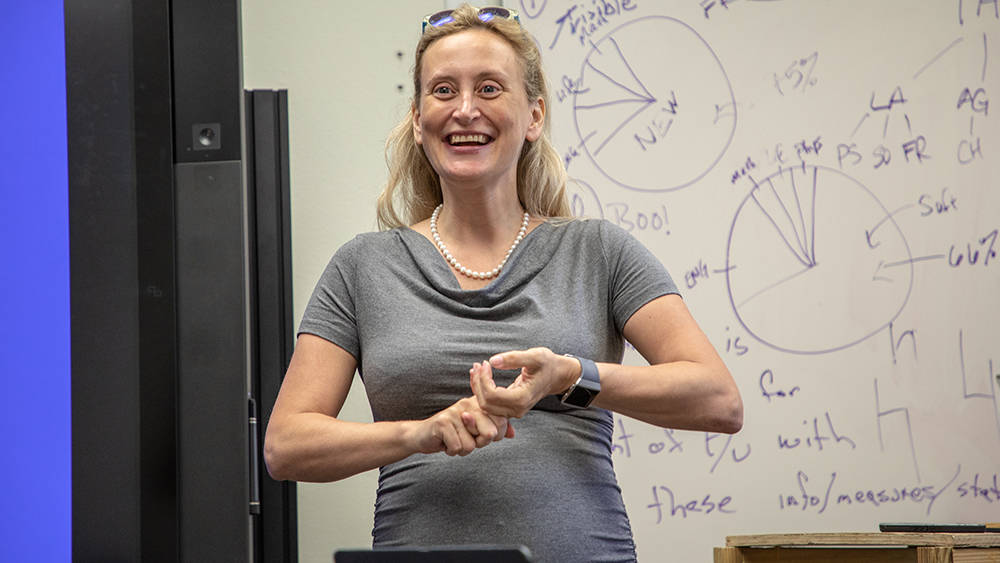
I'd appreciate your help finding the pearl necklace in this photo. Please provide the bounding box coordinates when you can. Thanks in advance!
[429,204,530,280]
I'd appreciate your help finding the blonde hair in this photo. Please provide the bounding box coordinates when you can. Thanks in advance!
[376,4,571,230]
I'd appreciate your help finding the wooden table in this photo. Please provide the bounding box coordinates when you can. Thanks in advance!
[714,532,1000,562]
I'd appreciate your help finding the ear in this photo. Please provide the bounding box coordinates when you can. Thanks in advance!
[411,103,423,146]
[525,96,544,142]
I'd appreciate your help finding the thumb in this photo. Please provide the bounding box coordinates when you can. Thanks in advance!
[489,349,533,370]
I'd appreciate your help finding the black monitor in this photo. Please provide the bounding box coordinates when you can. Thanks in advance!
[334,545,534,563]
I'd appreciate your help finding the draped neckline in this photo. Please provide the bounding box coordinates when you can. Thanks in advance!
[397,221,558,306]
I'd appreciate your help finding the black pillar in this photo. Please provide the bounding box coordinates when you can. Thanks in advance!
[171,1,249,559]
[66,0,272,560]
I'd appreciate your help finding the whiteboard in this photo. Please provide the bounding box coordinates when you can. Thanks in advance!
[517,0,1000,560]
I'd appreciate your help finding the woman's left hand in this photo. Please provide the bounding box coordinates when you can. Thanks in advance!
[470,348,580,418]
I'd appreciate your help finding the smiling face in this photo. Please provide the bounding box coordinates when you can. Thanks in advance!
[413,29,544,193]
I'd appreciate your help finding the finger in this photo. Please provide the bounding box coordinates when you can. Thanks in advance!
[485,370,537,417]
[466,410,501,447]
[474,361,534,418]
[460,411,479,437]
[488,351,516,370]
[469,362,483,399]
[442,401,479,455]
[480,360,500,391]
[456,424,477,456]
[437,422,462,456]
[486,414,510,442]
[504,421,515,439]
[471,361,500,405]
[478,391,519,418]
[489,348,543,372]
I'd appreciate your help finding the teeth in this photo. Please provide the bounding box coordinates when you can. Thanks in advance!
[450,134,488,145]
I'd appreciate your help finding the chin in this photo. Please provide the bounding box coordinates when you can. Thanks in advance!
[439,166,495,183]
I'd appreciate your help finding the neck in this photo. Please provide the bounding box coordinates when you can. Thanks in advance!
[429,202,530,281]
[436,181,525,245]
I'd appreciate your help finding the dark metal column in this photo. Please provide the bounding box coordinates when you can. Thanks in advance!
[246,89,298,563]
[171,0,251,559]
[68,0,181,558]
[67,0,143,559]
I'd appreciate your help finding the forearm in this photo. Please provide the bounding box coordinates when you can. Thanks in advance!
[478,347,742,433]
[264,413,419,483]
[592,360,743,433]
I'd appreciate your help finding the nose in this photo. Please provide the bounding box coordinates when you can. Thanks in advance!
[453,91,481,122]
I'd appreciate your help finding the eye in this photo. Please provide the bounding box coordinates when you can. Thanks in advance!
[480,83,502,97]
[431,84,455,96]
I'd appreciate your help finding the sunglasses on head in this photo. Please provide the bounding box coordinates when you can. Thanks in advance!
[422,6,520,33]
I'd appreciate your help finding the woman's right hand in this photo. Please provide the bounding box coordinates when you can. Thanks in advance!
[266,335,518,482]
[408,396,515,456]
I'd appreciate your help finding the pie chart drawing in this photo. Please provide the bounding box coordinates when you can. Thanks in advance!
[567,178,604,219]
[572,16,736,193]
[726,165,914,354]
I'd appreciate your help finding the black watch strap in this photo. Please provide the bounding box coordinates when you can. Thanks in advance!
[561,354,601,408]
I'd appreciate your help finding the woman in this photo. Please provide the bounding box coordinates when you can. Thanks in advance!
[264,5,742,562]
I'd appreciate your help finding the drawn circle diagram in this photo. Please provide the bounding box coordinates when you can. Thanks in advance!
[573,16,736,192]
[567,178,604,219]
[517,0,546,19]
[726,165,913,354]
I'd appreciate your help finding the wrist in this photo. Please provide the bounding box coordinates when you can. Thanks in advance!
[559,353,583,394]
[560,354,601,408]
[397,420,424,454]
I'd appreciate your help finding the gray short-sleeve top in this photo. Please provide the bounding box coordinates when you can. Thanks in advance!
[299,218,678,563]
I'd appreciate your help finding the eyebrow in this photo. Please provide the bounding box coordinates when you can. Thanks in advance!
[424,68,513,85]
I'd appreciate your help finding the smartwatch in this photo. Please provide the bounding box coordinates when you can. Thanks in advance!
[561,354,601,408]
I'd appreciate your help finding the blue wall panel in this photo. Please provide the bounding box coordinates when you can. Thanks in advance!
[0,2,72,562]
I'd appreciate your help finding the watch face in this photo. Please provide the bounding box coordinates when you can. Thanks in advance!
[564,381,598,407]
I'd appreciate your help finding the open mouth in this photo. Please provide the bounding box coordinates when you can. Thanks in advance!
[448,133,492,146]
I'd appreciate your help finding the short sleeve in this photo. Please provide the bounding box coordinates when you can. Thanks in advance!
[297,235,364,361]
[598,221,680,333]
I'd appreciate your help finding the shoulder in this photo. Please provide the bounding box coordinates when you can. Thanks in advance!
[347,228,407,248]
[544,217,610,238]
[546,218,640,255]
[316,230,411,288]
[547,217,631,237]
[332,229,408,260]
